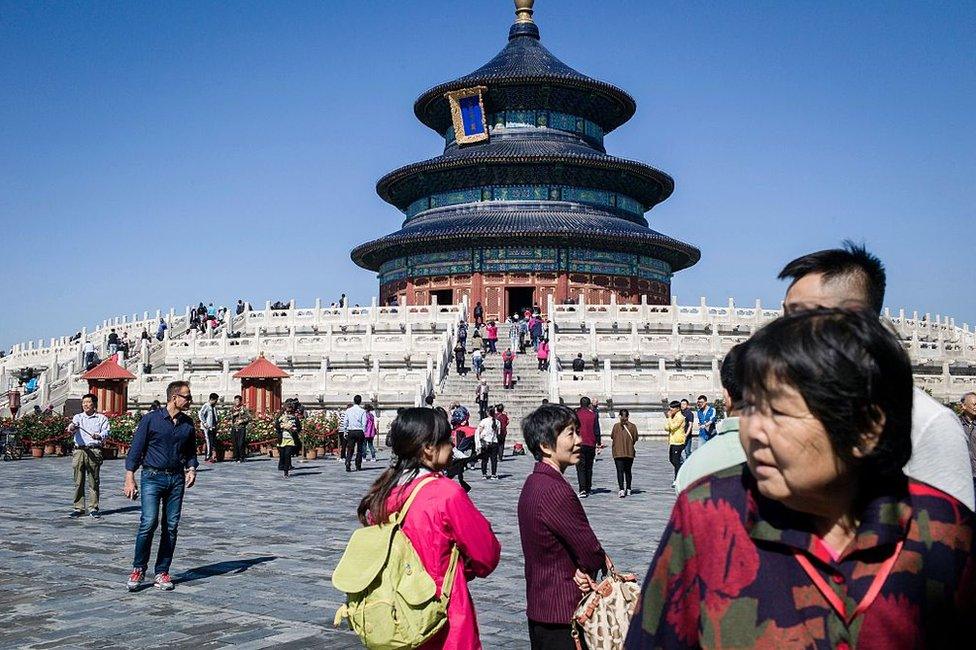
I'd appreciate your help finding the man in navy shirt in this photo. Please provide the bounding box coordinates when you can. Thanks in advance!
[123,380,198,592]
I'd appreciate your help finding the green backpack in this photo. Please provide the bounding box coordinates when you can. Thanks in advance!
[332,476,459,649]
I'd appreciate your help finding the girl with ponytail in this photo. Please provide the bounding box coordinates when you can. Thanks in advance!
[357,407,501,649]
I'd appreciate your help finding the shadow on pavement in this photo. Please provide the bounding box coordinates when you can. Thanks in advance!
[98,505,141,516]
[288,471,322,477]
[175,556,278,584]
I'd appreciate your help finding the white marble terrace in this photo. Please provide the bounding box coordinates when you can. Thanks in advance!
[3,294,974,433]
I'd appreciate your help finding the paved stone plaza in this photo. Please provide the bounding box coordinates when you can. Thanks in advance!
[0,448,679,649]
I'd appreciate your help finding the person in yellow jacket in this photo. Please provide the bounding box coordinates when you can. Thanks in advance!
[664,400,687,487]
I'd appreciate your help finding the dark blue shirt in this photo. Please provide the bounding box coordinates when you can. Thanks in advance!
[125,409,199,472]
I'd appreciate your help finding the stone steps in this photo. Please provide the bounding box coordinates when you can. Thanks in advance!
[436,354,549,439]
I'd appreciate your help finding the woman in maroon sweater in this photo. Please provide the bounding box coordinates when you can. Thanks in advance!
[518,404,607,649]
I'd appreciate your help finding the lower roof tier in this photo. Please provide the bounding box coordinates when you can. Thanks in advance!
[351,203,700,273]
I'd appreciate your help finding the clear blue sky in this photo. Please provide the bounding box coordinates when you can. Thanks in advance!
[1,1,973,350]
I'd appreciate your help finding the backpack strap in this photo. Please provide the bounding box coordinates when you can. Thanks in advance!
[389,475,439,525]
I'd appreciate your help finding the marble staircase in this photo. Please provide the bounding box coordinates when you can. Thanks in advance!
[435,349,549,440]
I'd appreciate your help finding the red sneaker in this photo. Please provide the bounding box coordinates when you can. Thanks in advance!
[126,568,144,591]
[154,572,175,591]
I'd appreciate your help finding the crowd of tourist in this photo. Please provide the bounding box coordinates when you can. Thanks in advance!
[53,243,976,647]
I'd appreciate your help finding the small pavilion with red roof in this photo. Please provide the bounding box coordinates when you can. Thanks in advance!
[81,356,136,416]
[234,353,289,416]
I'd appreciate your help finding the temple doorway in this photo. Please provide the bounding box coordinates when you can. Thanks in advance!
[505,286,535,319]
[430,289,453,306]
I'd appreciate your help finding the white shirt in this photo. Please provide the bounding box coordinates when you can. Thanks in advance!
[474,416,497,452]
[71,411,109,447]
[904,387,975,510]
[83,341,95,354]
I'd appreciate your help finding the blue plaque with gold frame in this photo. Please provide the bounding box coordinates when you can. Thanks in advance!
[445,86,488,144]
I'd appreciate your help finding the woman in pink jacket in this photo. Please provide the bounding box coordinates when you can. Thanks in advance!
[358,408,501,649]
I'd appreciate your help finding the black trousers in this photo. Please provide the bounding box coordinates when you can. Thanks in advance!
[576,445,596,493]
[614,457,634,491]
[446,459,471,492]
[528,620,584,650]
[345,430,365,470]
[669,444,684,478]
[480,443,498,476]
[278,445,293,473]
[496,434,506,462]
[232,427,247,461]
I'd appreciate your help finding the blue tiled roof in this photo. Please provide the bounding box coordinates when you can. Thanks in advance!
[351,204,700,272]
[414,21,635,135]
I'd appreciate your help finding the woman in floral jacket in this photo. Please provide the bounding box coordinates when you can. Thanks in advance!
[626,309,975,649]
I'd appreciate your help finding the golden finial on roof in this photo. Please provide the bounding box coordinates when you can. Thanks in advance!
[515,0,534,24]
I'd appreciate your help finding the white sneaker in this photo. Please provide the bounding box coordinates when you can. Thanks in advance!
[618,490,625,498]
[625,489,632,496]
[671,480,677,488]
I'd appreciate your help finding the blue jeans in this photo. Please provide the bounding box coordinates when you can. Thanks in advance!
[363,438,376,460]
[133,469,186,574]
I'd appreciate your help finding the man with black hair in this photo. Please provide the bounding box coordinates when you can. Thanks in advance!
[343,394,367,472]
[679,398,696,461]
[675,346,745,492]
[778,241,973,510]
[68,393,109,518]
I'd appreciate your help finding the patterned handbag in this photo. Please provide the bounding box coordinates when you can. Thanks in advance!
[572,556,640,650]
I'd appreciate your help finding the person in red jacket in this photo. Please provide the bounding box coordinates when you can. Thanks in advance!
[519,404,607,649]
[502,347,516,389]
[574,397,601,498]
[358,408,500,649]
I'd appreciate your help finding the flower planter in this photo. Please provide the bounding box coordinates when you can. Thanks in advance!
[103,447,118,460]
[305,449,317,460]
[220,447,232,462]
[31,445,44,458]
[315,446,325,458]
[270,447,279,458]
[44,444,57,455]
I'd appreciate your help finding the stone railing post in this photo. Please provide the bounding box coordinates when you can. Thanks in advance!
[602,359,612,402]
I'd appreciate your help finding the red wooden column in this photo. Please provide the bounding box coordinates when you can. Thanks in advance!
[81,358,136,415]
[233,353,290,416]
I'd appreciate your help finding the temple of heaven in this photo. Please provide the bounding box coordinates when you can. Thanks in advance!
[351,0,700,320]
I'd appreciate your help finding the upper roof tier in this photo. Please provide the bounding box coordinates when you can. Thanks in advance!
[414,11,636,136]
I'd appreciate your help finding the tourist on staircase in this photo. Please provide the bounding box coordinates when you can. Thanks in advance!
[476,379,490,419]
[454,342,466,375]
[574,397,601,498]
[502,347,515,389]
[155,317,167,341]
[471,347,484,380]
[571,352,585,380]
[529,314,543,352]
[518,316,530,353]
[457,319,468,350]
[83,339,97,369]
[611,409,639,498]
[536,338,549,371]
[486,320,498,354]
[475,406,500,480]
[107,329,119,355]
[473,300,484,327]
[507,316,520,352]
[470,325,483,355]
